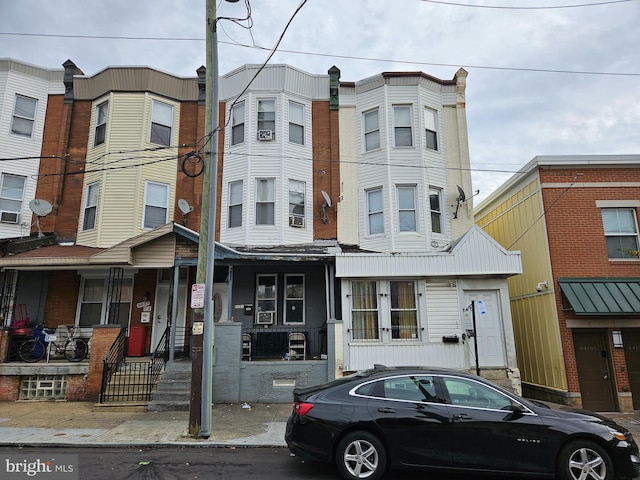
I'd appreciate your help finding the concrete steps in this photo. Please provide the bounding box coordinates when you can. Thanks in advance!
[147,358,192,412]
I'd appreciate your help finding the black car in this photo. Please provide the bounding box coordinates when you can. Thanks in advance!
[285,365,640,480]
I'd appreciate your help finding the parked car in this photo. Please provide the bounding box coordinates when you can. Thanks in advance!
[285,365,640,480]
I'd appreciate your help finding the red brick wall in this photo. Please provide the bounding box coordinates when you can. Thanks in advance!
[541,166,640,394]
[85,326,123,400]
[0,376,20,401]
[43,271,81,328]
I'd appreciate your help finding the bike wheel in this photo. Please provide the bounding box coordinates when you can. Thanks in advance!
[64,338,88,362]
[18,340,46,363]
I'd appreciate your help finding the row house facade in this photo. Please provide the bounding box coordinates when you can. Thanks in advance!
[476,155,640,412]
[0,59,522,403]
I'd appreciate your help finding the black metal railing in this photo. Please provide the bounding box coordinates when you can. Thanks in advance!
[242,325,327,361]
[100,328,127,402]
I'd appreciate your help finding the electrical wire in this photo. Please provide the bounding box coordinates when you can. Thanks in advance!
[419,0,633,9]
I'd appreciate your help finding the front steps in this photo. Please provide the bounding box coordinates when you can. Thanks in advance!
[147,358,192,412]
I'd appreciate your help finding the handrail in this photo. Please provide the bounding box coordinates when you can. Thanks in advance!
[99,327,126,403]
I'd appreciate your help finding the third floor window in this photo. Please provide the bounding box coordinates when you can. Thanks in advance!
[11,94,37,138]
[289,101,304,145]
[363,109,380,152]
[231,102,245,145]
[257,99,276,139]
[394,105,413,147]
[150,100,173,146]
[94,101,109,146]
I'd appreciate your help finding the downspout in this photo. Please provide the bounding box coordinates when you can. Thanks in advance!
[227,266,233,321]
[169,264,180,362]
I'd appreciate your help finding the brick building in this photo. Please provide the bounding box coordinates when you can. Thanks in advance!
[475,155,640,412]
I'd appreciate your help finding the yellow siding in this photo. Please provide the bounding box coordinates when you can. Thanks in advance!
[476,176,567,391]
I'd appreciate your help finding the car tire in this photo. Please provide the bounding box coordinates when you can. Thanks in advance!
[556,439,613,480]
[335,430,387,480]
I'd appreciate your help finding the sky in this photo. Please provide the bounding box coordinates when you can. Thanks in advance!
[1,0,639,203]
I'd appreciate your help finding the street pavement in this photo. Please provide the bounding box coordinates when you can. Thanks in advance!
[1,400,640,448]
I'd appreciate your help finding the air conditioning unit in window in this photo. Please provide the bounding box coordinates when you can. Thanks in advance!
[289,215,305,228]
[257,311,275,324]
[0,211,19,224]
[258,130,273,141]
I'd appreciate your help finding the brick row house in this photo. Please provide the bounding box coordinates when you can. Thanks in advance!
[0,58,522,403]
[476,155,640,412]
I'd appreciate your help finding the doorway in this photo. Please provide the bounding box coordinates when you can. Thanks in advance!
[622,330,640,410]
[152,284,187,352]
[463,291,506,368]
[573,331,617,411]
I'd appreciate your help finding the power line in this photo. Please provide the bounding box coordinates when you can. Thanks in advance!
[419,0,633,9]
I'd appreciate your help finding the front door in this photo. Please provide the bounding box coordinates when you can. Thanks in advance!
[623,330,640,409]
[152,284,187,352]
[464,291,506,367]
[573,331,617,411]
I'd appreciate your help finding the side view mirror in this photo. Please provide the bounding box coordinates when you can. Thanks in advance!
[509,401,527,415]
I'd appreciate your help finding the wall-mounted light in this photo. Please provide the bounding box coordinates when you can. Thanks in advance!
[612,330,623,348]
[536,280,549,292]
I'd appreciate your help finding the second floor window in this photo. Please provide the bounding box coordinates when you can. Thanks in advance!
[394,106,413,147]
[257,99,276,138]
[143,181,169,229]
[289,180,305,228]
[602,208,640,258]
[430,188,442,234]
[424,109,438,151]
[367,187,384,235]
[289,101,304,145]
[231,102,245,145]
[228,180,243,228]
[364,109,380,152]
[82,182,100,231]
[397,185,416,232]
[0,173,26,219]
[11,94,37,138]
[150,100,173,146]
[94,101,109,146]
[256,178,275,225]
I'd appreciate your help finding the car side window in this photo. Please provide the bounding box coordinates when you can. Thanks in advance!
[382,375,437,403]
[442,377,512,410]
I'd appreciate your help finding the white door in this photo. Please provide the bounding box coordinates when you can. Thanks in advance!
[152,284,187,351]
[463,290,506,368]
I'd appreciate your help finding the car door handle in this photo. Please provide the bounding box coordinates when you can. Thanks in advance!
[452,413,473,421]
[378,407,396,413]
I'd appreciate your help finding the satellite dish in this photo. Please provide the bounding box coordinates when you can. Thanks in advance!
[178,199,192,215]
[29,199,53,239]
[29,199,53,217]
[456,185,466,203]
[321,190,332,208]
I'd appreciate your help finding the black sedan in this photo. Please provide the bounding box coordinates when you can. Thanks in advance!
[285,365,640,480]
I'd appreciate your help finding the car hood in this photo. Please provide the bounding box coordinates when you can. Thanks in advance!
[535,405,628,431]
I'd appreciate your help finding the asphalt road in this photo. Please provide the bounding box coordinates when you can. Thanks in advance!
[0,447,527,480]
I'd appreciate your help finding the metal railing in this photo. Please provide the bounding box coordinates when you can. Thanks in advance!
[242,325,327,361]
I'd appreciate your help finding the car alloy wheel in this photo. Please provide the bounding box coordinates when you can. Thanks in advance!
[558,440,613,480]
[336,431,386,480]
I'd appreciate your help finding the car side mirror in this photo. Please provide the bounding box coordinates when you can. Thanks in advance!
[509,401,526,416]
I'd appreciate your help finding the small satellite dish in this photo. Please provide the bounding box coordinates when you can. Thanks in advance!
[29,199,53,239]
[321,190,332,208]
[178,199,192,215]
[456,185,466,203]
[29,199,53,217]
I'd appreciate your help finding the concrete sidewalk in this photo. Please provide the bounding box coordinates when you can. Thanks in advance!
[0,401,291,448]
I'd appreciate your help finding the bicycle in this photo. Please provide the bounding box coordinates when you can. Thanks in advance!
[18,324,89,363]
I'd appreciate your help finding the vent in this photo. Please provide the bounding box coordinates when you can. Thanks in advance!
[0,211,19,224]
[258,130,273,141]
[289,215,305,228]
[257,311,275,324]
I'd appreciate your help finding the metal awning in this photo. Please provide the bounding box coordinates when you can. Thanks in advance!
[558,278,640,315]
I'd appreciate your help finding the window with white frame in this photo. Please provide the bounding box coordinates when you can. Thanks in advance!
[231,101,245,145]
[289,101,304,145]
[289,180,305,228]
[11,94,37,138]
[390,281,418,339]
[228,180,243,228]
[602,208,640,258]
[397,185,416,232]
[257,99,276,138]
[150,100,174,146]
[367,187,384,235]
[0,173,26,223]
[394,105,413,147]
[143,181,169,229]
[82,182,99,231]
[77,277,132,328]
[429,187,442,234]
[284,274,304,324]
[424,108,438,151]
[94,101,109,146]
[256,178,275,225]
[363,108,380,152]
[256,274,277,324]
[351,281,379,340]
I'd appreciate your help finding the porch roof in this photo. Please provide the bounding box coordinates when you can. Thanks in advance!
[558,277,640,315]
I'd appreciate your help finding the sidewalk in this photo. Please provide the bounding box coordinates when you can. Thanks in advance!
[0,401,291,448]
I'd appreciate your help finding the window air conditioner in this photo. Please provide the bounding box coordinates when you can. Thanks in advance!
[289,215,305,228]
[258,130,273,141]
[0,211,19,224]
[257,311,275,324]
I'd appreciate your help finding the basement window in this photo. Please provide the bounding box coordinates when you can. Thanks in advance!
[20,375,67,400]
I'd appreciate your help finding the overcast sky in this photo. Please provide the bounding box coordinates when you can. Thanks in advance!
[1,0,639,202]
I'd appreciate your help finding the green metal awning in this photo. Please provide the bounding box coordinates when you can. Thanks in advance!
[558,278,640,315]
